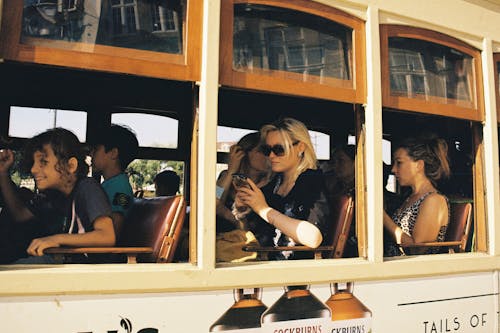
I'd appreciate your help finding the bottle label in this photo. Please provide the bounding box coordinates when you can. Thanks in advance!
[326,317,372,333]
[261,318,331,333]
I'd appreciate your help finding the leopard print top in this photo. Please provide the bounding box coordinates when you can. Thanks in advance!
[385,191,448,256]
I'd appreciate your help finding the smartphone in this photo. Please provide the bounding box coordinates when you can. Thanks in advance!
[232,173,251,189]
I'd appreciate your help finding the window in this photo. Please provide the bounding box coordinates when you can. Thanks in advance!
[381,25,487,255]
[220,0,366,103]
[9,106,87,142]
[0,0,202,81]
[380,25,483,121]
[112,113,179,148]
[128,159,185,197]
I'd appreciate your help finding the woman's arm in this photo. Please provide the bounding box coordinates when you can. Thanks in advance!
[216,145,245,205]
[235,179,323,248]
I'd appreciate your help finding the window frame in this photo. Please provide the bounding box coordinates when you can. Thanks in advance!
[381,25,488,254]
[0,0,203,81]
[380,25,484,122]
[494,53,500,122]
[219,0,366,104]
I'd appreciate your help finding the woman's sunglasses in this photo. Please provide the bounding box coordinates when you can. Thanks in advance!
[259,141,298,157]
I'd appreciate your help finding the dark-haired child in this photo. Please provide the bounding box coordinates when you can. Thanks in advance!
[0,128,115,264]
[91,124,138,237]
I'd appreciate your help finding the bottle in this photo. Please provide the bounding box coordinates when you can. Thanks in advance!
[261,285,331,333]
[325,282,372,332]
[210,288,268,332]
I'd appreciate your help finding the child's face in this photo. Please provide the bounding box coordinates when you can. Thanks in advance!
[91,144,109,173]
[31,144,63,192]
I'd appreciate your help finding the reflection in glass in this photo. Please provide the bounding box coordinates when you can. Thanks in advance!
[233,4,352,84]
[21,0,184,54]
[388,37,474,103]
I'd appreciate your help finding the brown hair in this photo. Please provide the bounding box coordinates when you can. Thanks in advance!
[396,135,450,186]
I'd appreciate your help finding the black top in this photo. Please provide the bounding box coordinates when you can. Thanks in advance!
[249,169,331,260]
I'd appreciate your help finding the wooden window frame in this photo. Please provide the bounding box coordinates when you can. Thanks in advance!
[381,25,488,254]
[219,0,366,104]
[0,0,203,81]
[380,25,484,122]
[494,53,500,122]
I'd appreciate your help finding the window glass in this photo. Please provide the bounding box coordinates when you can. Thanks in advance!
[112,113,178,148]
[233,4,353,85]
[217,126,256,152]
[388,37,474,106]
[127,159,185,197]
[9,106,87,141]
[21,0,184,54]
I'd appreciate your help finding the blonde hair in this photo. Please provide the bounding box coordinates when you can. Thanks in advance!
[260,118,317,181]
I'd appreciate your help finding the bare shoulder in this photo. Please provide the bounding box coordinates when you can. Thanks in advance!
[421,192,448,211]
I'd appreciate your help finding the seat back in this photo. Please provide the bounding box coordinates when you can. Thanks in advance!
[118,195,186,263]
[445,201,472,252]
[325,195,354,259]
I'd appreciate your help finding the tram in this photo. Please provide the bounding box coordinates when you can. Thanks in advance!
[0,1,499,332]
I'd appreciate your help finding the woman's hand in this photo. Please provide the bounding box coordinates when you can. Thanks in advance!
[235,178,269,220]
[227,144,245,174]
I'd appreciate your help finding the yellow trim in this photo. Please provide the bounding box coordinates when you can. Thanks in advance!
[0,254,498,296]
[1,0,500,297]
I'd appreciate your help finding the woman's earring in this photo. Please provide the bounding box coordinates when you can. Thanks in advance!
[298,151,304,158]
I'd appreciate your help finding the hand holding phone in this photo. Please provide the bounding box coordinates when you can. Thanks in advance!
[232,173,251,189]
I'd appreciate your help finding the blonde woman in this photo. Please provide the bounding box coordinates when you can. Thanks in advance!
[234,118,330,260]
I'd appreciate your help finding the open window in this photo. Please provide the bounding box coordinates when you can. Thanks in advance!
[381,25,486,256]
[0,0,203,81]
[217,1,367,263]
[0,61,196,264]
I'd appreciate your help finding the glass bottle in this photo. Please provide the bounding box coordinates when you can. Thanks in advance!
[325,282,372,320]
[261,285,331,332]
[210,288,268,331]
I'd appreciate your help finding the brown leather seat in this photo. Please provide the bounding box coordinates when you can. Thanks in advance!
[45,195,187,263]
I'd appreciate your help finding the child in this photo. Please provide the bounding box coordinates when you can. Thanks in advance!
[154,169,180,197]
[0,128,115,264]
[91,124,138,237]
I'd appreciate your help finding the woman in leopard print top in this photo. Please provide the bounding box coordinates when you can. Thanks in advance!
[383,136,450,256]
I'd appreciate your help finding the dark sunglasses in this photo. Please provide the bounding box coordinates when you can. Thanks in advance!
[259,141,298,157]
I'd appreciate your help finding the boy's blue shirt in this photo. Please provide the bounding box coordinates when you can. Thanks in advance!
[101,173,133,215]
